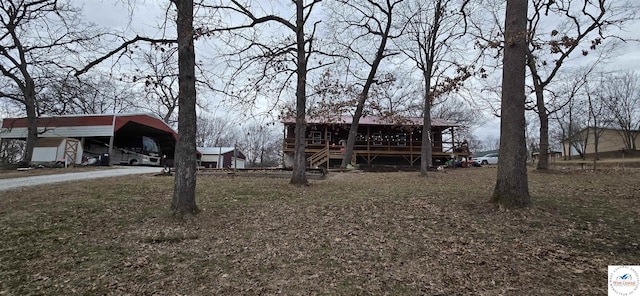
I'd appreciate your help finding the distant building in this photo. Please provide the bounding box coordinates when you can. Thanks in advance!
[281,115,468,168]
[197,147,246,169]
[562,127,640,157]
[531,150,563,161]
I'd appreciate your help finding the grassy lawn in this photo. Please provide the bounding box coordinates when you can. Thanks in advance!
[1,167,638,295]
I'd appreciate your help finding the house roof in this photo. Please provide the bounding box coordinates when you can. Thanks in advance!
[197,147,247,160]
[197,147,236,155]
[281,115,458,127]
[574,126,640,134]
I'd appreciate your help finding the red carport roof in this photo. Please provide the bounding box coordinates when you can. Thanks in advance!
[1,113,177,138]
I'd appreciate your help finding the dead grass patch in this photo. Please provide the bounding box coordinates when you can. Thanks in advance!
[1,167,638,295]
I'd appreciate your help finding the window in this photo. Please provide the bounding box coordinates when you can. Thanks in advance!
[311,131,322,144]
[397,133,407,146]
[142,136,160,153]
[372,133,383,145]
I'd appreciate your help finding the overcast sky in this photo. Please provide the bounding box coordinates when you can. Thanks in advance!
[76,1,640,143]
[83,1,169,35]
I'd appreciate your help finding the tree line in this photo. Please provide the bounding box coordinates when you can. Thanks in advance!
[1,0,638,214]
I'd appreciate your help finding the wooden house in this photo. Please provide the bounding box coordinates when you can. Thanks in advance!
[282,116,469,168]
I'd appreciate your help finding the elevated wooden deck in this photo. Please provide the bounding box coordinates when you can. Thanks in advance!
[283,138,469,168]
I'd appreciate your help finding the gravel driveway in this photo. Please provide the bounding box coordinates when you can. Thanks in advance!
[0,166,162,192]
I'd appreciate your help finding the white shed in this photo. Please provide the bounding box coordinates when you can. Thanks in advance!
[31,138,84,165]
[197,147,246,169]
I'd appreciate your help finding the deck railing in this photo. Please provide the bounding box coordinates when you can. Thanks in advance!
[283,138,456,155]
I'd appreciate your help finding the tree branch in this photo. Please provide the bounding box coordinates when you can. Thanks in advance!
[75,36,176,76]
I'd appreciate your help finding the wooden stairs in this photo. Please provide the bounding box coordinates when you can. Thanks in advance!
[309,147,356,168]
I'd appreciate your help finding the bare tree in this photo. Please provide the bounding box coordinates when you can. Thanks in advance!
[397,0,472,175]
[568,125,589,160]
[369,73,419,118]
[525,113,540,161]
[205,0,324,185]
[170,0,199,217]
[550,68,591,160]
[37,73,139,115]
[135,46,180,124]
[0,139,24,164]
[236,123,281,167]
[130,44,216,126]
[432,95,482,129]
[586,88,606,167]
[305,70,416,121]
[466,136,485,153]
[195,114,234,147]
[305,69,363,120]
[562,88,594,160]
[482,136,500,151]
[0,0,100,163]
[332,0,406,168]
[491,0,531,208]
[602,71,640,151]
[525,0,637,170]
[74,1,197,217]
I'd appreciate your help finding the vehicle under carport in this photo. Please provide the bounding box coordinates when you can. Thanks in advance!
[0,113,177,166]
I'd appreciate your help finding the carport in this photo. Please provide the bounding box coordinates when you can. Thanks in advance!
[0,113,177,164]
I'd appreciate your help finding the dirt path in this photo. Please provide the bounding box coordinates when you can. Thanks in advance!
[0,166,161,192]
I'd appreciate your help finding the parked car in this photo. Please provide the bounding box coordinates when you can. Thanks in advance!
[475,153,498,165]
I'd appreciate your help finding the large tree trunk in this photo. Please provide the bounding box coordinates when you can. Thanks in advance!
[535,85,550,170]
[23,79,38,164]
[537,111,550,169]
[289,0,308,185]
[340,3,394,169]
[290,118,308,185]
[593,127,599,170]
[171,0,199,217]
[561,130,569,161]
[419,0,443,176]
[491,0,531,208]
[420,77,433,176]
[341,94,365,168]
